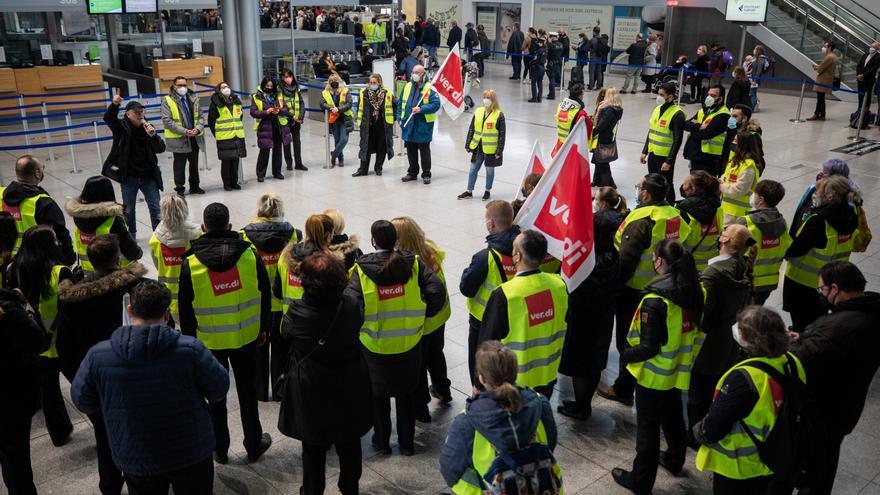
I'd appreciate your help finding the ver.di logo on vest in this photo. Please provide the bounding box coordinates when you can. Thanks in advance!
[3,204,21,221]
[160,244,185,266]
[524,290,555,326]
[208,267,242,296]
[79,230,97,245]
[257,249,280,265]
[378,284,405,300]
[665,217,681,240]
[762,237,780,249]
[287,270,302,287]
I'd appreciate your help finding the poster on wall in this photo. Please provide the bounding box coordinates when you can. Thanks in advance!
[425,0,462,37]
[725,0,768,22]
[533,3,612,38]
[477,10,496,39]
[499,8,520,52]
[612,17,641,51]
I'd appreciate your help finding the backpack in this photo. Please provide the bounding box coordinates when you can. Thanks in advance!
[853,204,873,252]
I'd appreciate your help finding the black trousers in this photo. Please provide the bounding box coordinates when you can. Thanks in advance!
[687,370,721,431]
[220,158,240,188]
[209,342,264,456]
[592,161,616,188]
[124,456,213,495]
[467,316,481,387]
[372,390,416,451]
[647,153,676,203]
[565,306,614,415]
[530,66,545,100]
[547,63,561,99]
[630,385,687,493]
[405,141,431,178]
[0,411,37,495]
[256,144,283,179]
[589,62,604,89]
[612,287,641,401]
[256,311,288,402]
[91,412,125,495]
[417,326,451,407]
[814,92,826,118]
[511,56,522,79]
[359,137,388,174]
[690,76,705,102]
[283,124,304,168]
[799,433,845,495]
[38,357,73,445]
[172,139,200,190]
[713,473,772,494]
[301,439,362,495]
[689,155,723,177]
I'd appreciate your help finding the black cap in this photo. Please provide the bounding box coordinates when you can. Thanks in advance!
[124,101,144,112]
[79,176,116,204]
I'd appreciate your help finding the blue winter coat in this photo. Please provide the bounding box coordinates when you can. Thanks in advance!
[399,81,440,143]
[71,324,229,476]
[439,387,557,488]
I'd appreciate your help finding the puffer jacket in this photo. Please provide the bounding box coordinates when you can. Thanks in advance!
[677,193,721,228]
[153,219,202,249]
[71,324,229,476]
[65,198,142,263]
[160,89,205,154]
[207,92,247,161]
[695,255,750,375]
[250,89,291,150]
[440,388,557,488]
[242,219,301,258]
[329,234,363,270]
[592,105,622,147]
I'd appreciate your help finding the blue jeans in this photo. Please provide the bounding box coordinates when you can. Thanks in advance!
[331,123,349,160]
[426,46,438,66]
[122,175,161,234]
[749,87,759,111]
[467,151,495,191]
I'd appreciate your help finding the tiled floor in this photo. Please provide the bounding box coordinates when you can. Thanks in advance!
[9,60,880,494]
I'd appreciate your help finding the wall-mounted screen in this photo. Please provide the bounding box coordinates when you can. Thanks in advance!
[125,0,157,13]
[87,0,123,14]
[725,0,768,22]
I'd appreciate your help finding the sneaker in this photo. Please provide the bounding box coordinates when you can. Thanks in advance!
[246,433,272,462]
[190,187,206,195]
[596,385,634,406]
[423,177,431,184]
[401,175,418,182]
[457,191,473,199]
[294,164,308,171]
[482,191,491,201]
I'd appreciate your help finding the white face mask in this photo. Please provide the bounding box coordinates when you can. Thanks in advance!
[732,323,747,349]
[749,193,758,209]
[592,201,600,213]
[704,95,715,108]
[482,98,492,107]
[870,47,877,55]
[369,83,380,91]
[812,192,822,208]
[656,95,666,105]
[220,87,231,97]
[176,86,188,96]
[821,47,827,53]
[411,73,421,83]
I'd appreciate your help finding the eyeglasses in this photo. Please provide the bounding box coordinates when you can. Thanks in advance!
[816,285,829,294]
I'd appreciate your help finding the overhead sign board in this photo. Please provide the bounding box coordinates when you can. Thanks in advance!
[725,0,768,22]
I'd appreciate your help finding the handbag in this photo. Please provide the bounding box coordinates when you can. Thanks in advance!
[593,142,618,163]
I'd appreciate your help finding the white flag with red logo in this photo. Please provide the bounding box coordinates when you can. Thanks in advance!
[429,42,465,120]
[514,140,547,201]
[514,119,594,291]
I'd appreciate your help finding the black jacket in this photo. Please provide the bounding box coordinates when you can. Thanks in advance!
[464,27,478,49]
[856,52,880,84]
[696,255,751,375]
[626,40,647,65]
[329,234,363,270]
[460,227,521,301]
[177,231,272,339]
[795,292,880,436]
[2,181,75,266]
[592,105,622,146]
[446,25,462,48]
[422,23,441,46]
[508,30,524,55]
[616,200,670,288]
[208,92,247,161]
[684,104,731,162]
[465,112,506,167]
[242,220,300,259]
[558,34,570,59]
[103,103,166,189]
[65,198,143,264]
[588,34,608,61]
[0,289,46,419]
[357,88,396,162]
[642,103,685,165]
[676,193,721,228]
[726,79,752,109]
[785,201,858,261]
[547,40,564,65]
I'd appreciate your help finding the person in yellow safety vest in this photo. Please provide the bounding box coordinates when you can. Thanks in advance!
[724,104,765,170]
[392,216,453,421]
[274,214,334,312]
[478,230,568,399]
[677,171,723,272]
[720,130,763,226]
[399,65,440,183]
[346,220,446,456]
[461,200,522,386]
[457,90,506,201]
[241,193,302,402]
[150,193,201,319]
[684,84,731,177]
[598,173,691,406]
[160,76,206,196]
[208,81,246,190]
[612,239,706,494]
[319,74,355,167]
[278,69,309,172]
[7,226,74,446]
[177,203,273,463]
[640,82,686,203]
[66,176,142,277]
[0,155,75,264]
[783,176,858,332]
[250,77,291,182]
[353,73,396,177]
[551,82,592,158]
[440,341,561,495]
[694,306,806,493]
[324,208,364,270]
[735,179,791,305]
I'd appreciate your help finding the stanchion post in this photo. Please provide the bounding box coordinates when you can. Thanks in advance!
[676,68,684,106]
[65,112,80,174]
[41,102,56,167]
[789,79,807,123]
[848,91,869,142]
[93,121,103,163]
[19,96,31,152]
[324,110,332,169]
[201,146,211,171]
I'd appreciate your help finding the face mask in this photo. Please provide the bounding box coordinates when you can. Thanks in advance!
[265,86,275,94]
[592,201,600,213]
[330,81,339,89]
[482,98,492,107]
[821,47,827,53]
[731,323,747,349]
[704,96,715,108]
[369,83,379,91]
[220,87,231,97]
[175,86,188,96]
[812,192,822,208]
[749,193,758,209]
[411,73,421,83]
[728,116,738,129]
[656,95,666,105]
[870,47,877,54]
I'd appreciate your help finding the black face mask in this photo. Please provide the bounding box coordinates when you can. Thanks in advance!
[679,185,687,198]
[264,86,275,94]
[330,81,339,89]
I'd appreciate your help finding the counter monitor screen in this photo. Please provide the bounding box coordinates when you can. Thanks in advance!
[87,0,123,14]
[125,0,158,13]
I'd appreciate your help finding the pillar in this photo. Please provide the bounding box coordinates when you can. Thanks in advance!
[221,0,241,91]
[237,0,262,91]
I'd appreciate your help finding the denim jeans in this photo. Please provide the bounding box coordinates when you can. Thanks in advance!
[467,151,495,191]
[331,123,349,160]
[122,175,161,235]
[749,87,759,111]
[426,46,438,66]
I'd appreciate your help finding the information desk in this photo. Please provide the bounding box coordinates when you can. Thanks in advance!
[0,65,106,117]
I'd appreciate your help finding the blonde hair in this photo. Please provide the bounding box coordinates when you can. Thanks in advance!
[159,194,190,232]
[368,73,384,88]
[323,208,345,235]
[816,176,854,206]
[600,86,623,108]
[475,341,521,413]
[481,89,501,113]
[391,216,439,272]
[325,73,345,91]
[304,214,334,251]
[256,192,284,220]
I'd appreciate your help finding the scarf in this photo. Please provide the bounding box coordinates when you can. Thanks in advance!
[367,88,386,120]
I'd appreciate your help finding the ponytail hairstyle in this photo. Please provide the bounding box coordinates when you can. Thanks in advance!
[304,214,334,251]
[256,192,284,220]
[688,170,721,198]
[653,239,704,323]
[475,341,522,413]
[596,186,628,213]
[371,220,413,282]
[391,216,439,272]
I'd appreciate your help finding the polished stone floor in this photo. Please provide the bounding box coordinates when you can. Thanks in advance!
[6,60,880,494]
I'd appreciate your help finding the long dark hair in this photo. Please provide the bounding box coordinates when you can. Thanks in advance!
[732,131,764,174]
[654,239,703,323]
[10,226,61,306]
[372,220,413,281]
[689,170,721,197]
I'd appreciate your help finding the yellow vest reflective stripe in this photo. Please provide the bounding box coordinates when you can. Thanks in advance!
[696,106,730,155]
[745,214,792,292]
[74,216,115,275]
[0,187,50,254]
[187,249,262,350]
[721,158,761,220]
[241,228,300,312]
[357,89,394,127]
[696,353,806,479]
[164,95,202,140]
[468,107,502,155]
[149,233,188,315]
[682,207,723,272]
[466,249,518,321]
[614,205,691,290]
[626,293,705,391]
[214,103,245,141]
[38,265,65,359]
[785,214,854,287]
[423,245,451,335]
[322,89,355,121]
[365,23,382,43]
[252,93,288,129]
[500,273,569,388]
[356,258,425,354]
[451,417,561,495]
[283,89,301,118]
[276,257,305,308]
[400,82,437,123]
[647,104,682,157]
[555,104,575,141]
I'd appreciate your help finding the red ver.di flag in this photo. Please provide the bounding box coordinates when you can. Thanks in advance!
[514,119,594,291]
[514,140,547,201]
[430,42,465,120]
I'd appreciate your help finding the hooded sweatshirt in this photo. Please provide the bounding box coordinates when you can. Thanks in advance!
[242,219,301,256]
[65,198,143,263]
[785,201,858,262]
[71,324,229,475]
[2,181,75,265]
[696,254,751,375]
[677,193,721,227]
[739,207,787,240]
[440,387,557,488]
[460,226,522,302]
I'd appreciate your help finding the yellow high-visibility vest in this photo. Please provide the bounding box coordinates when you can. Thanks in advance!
[695,105,730,156]
[681,207,724,272]
[38,265,66,359]
[252,92,288,129]
[322,89,355,121]
[745,214,792,292]
[721,158,761,221]
[241,227,299,312]
[423,243,451,335]
[785,214,855,288]
[74,216,115,275]
[466,249,518,321]
[214,103,245,141]
[0,186,50,255]
[400,82,437,123]
[163,94,203,140]
[357,88,394,127]
[555,103,578,144]
[647,104,682,158]
[614,205,691,290]
[355,257,425,354]
[468,107,502,155]
[149,233,189,315]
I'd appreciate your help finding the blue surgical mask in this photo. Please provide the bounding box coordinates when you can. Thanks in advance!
[728,116,738,129]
